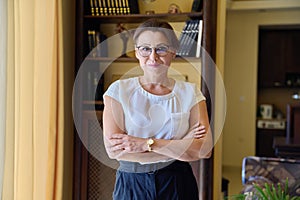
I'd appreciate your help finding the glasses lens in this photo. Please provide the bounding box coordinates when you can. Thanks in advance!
[138,46,152,56]
[156,46,169,56]
[137,45,170,57]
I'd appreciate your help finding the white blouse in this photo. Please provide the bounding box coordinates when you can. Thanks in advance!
[104,77,206,140]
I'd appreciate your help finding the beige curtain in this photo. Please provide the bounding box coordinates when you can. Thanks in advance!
[0,0,8,198]
[3,0,74,199]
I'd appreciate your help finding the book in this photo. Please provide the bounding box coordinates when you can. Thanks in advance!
[88,30,96,56]
[95,73,104,101]
[89,0,95,15]
[96,0,104,15]
[94,0,100,15]
[182,20,199,57]
[93,71,100,101]
[177,20,203,57]
[195,20,203,58]
[96,32,108,57]
[111,0,117,14]
[90,0,134,15]
[87,30,108,57]
[86,71,93,100]
[84,71,104,101]
[128,0,139,14]
[191,0,202,12]
[123,0,130,14]
[177,21,190,56]
[86,71,104,101]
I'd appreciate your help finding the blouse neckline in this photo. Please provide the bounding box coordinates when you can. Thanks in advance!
[135,77,177,101]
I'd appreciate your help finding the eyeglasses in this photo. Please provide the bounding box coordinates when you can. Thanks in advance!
[136,45,171,57]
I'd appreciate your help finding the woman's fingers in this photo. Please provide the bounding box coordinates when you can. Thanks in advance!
[109,133,127,139]
[107,133,146,153]
[193,125,206,139]
[108,143,123,152]
[190,122,200,129]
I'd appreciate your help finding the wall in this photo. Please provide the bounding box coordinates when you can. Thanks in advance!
[214,0,227,198]
[138,0,193,14]
[258,88,300,117]
[223,8,300,167]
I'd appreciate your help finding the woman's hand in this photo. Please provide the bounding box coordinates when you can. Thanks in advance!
[106,122,206,154]
[188,122,206,139]
[106,133,148,154]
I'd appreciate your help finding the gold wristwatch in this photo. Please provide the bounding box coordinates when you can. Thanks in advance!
[147,138,154,152]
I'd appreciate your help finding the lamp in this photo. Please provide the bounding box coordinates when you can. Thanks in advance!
[292,91,300,100]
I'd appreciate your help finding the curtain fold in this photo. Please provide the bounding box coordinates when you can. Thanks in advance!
[3,0,73,199]
[0,0,8,198]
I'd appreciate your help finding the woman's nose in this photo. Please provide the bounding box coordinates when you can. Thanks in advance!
[149,48,159,60]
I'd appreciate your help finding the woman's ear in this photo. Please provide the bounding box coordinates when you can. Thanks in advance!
[135,49,139,59]
[173,52,176,59]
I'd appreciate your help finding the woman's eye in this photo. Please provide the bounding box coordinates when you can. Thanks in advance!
[157,47,168,52]
[141,47,152,51]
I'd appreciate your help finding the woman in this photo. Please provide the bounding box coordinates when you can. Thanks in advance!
[103,18,212,200]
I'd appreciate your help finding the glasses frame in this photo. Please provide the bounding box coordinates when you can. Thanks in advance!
[135,45,173,57]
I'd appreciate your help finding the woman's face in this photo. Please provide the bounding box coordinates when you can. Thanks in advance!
[135,30,175,73]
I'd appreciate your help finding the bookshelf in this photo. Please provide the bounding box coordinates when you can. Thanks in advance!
[85,12,203,22]
[73,0,217,199]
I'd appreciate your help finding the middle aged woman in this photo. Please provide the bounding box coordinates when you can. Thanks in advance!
[103,18,213,200]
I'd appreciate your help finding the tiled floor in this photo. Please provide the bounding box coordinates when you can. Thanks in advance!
[222,165,244,197]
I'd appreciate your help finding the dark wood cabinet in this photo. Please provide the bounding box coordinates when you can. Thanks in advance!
[73,0,217,199]
[258,27,300,88]
[286,30,300,75]
[256,128,286,157]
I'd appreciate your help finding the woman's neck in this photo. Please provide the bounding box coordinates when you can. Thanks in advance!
[139,76,175,95]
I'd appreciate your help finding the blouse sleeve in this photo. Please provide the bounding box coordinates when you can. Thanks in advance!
[103,80,120,102]
[190,83,206,108]
[195,86,206,103]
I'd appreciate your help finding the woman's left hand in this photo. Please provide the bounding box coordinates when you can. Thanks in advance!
[187,122,206,139]
[107,133,148,153]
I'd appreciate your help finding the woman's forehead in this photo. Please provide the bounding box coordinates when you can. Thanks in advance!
[136,30,169,44]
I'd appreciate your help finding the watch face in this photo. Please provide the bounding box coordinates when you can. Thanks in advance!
[148,138,154,145]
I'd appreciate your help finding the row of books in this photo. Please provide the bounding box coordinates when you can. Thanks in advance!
[191,0,202,12]
[87,30,108,57]
[86,71,104,101]
[86,30,105,100]
[88,0,139,16]
[177,19,203,57]
[87,20,203,58]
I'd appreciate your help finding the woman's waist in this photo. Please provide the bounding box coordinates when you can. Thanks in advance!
[118,160,175,173]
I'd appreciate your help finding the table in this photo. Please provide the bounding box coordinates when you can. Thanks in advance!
[273,136,300,159]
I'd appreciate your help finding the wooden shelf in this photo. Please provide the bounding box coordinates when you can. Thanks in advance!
[82,100,104,110]
[84,12,203,23]
[86,56,137,62]
[85,56,201,62]
[83,100,103,105]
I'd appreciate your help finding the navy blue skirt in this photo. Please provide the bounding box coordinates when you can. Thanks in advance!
[113,161,199,200]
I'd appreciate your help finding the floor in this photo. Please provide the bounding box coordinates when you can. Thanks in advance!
[222,165,244,197]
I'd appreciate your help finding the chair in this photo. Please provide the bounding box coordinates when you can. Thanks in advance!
[241,156,300,196]
[286,103,300,143]
[272,104,300,159]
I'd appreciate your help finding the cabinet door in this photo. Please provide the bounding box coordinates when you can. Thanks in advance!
[80,111,116,200]
[286,30,300,74]
[258,30,286,88]
[256,128,285,157]
[258,28,300,88]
